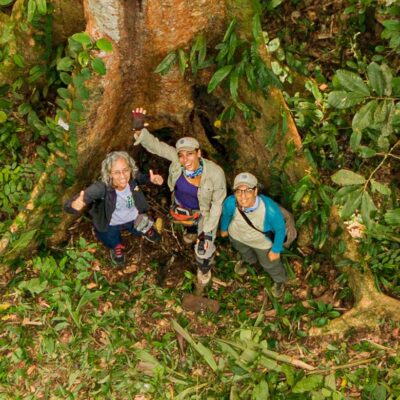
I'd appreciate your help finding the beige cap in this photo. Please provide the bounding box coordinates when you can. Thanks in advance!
[233,172,258,189]
[175,137,200,152]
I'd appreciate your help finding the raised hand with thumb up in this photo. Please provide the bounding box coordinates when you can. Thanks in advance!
[149,169,164,186]
[71,190,86,211]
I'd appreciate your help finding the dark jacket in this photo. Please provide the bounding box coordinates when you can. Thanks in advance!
[64,172,150,232]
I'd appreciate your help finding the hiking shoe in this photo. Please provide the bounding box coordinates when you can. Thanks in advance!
[234,260,247,276]
[271,282,284,298]
[110,243,126,266]
[144,227,161,243]
[183,233,197,244]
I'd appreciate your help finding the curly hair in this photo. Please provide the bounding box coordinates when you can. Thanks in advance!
[101,151,139,187]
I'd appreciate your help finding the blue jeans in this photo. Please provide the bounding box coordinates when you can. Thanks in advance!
[95,222,142,249]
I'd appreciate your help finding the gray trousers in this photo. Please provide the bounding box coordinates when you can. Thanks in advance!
[230,237,287,283]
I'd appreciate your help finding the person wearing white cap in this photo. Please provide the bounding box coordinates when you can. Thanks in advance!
[220,172,288,298]
[131,108,227,290]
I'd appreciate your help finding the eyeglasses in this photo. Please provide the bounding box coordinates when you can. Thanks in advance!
[234,188,255,196]
[111,168,130,177]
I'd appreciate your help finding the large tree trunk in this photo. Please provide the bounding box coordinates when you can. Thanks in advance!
[1,0,399,332]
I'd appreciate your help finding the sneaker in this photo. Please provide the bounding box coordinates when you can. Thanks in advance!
[110,243,126,266]
[183,233,197,244]
[271,282,284,298]
[144,227,161,243]
[234,260,247,276]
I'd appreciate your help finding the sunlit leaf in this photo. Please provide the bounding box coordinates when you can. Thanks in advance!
[335,70,370,95]
[251,380,269,399]
[370,179,391,196]
[230,67,240,102]
[361,192,376,226]
[96,38,113,52]
[207,65,234,93]
[177,48,187,75]
[352,100,378,133]
[292,375,323,393]
[154,51,177,75]
[36,0,46,14]
[367,62,384,96]
[91,57,106,75]
[327,91,366,109]
[13,54,25,68]
[27,0,36,21]
[71,32,92,46]
[223,18,237,42]
[331,169,365,186]
[384,208,400,225]
[0,111,7,123]
[340,189,362,219]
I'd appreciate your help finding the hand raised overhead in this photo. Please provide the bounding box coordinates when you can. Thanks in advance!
[132,107,149,131]
[71,190,86,211]
[149,169,164,186]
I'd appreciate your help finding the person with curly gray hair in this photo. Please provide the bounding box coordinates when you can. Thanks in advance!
[64,151,164,266]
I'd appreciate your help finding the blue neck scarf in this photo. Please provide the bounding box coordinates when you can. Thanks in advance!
[242,196,260,213]
[183,159,204,178]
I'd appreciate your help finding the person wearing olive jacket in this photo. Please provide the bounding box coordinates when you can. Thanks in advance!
[132,108,227,290]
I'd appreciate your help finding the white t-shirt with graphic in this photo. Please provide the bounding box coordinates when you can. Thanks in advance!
[109,185,139,226]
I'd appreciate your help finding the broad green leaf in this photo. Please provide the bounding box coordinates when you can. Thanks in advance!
[349,130,361,150]
[327,91,366,109]
[59,72,72,85]
[292,375,323,393]
[251,380,269,399]
[13,54,25,68]
[57,88,71,99]
[57,57,73,71]
[27,0,36,21]
[76,290,104,313]
[267,38,280,53]
[18,278,48,295]
[371,385,387,400]
[36,0,46,14]
[0,111,7,123]
[361,192,376,226]
[18,103,31,115]
[223,18,237,42]
[325,374,336,391]
[7,229,37,254]
[230,67,239,103]
[384,208,400,225]
[292,184,308,208]
[78,51,90,67]
[336,70,370,95]
[380,64,393,96]
[367,62,384,96]
[154,51,177,75]
[71,32,92,46]
[91,57,106,75]
[96,38,113,52]
[177,48,187,75]
[331,169,365,186]
[207,64,234,93]
[352,100,378,133]
[340,189,362,219]
[281,364,295,387]
[374,100,390,126]
[0,0,14,5]
[358,146,376,158]
[370,179,391,196]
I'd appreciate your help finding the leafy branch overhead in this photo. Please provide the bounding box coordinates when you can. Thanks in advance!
[154,15,282,121]
[327,62,399,233]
